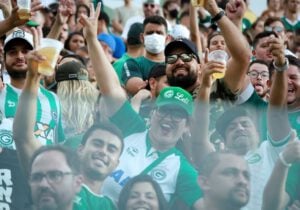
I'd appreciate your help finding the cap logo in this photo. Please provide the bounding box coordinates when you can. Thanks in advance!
[174,92,190,104]
[12,30,25,39]
[68,74,78,79]
[164,90,174,98]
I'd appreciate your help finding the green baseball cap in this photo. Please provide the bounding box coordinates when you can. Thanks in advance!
[156,87,194,115]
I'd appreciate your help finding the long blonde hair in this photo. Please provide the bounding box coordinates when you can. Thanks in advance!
[57,78,99,138]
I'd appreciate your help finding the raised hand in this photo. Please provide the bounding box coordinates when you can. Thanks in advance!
[78,2,101,40]
[8,0,42,27]
[225,0,246,21]
[56,0,74,25]
[268,34,286,66]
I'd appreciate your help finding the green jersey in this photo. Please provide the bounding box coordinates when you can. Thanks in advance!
[281,17,300,31]
[113,53,131,83]
[74,185,116,210]
[0,84,65,149]
[121,56,163,85]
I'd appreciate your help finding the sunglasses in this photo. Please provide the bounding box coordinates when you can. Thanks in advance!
[166,53,196,64]
[265,26,284,33]
[144,3,155,8]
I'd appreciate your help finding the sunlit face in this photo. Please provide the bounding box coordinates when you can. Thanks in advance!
[30,151,82,210]
[248,63,270,99]
[126,182,160,210]
[253,20,265,36]
[253,36,273,62]
[209,35,226,52]
[59,24,69,43]
[204,154,250,208]
[78,129,122,180]
[149,106,189,151]
[68,34,85,52]
[225,116,259,155]
[166,47,199,89]
[267,21,286,40]
[286,65,300,109]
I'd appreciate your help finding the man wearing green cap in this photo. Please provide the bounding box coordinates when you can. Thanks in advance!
[80,5,202,209]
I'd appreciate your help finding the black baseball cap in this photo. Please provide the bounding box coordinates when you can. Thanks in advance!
[55,61,88,82]
[146,64,166,90]
[164,38,200,63]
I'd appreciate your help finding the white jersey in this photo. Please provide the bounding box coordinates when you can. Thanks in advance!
[102,131,201,206]
[243,137,289,210]
[0,84,64,149]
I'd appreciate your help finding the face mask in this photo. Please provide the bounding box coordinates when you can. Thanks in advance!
[169,9,179,19]
[144,33,166,54]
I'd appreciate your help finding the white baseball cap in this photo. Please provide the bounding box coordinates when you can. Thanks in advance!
[170,24,190,39]
[4,29,34,51]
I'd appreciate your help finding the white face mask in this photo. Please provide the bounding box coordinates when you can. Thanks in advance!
[144,33,166,54]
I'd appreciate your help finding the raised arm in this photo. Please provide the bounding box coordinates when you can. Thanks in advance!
[267,35,291,141]
[12,48,45,176]
[189,5,202,58]
[79,3,127,115]
[204,0,251,93]
[191,54,225,166]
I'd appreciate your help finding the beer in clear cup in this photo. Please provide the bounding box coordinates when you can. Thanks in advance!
[37,38,63,76]
[207,50,228,79]
[191,0,205,7]
[17,0,31,20]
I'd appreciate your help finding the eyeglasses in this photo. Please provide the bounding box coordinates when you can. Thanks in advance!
[166,53,196,64]
[144,3,155,8]
[29,170,73,184]
[247,71,269,79]
[155,106,188,122]
[265,26,284,33]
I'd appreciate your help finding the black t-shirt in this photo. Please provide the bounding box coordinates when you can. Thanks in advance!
[0,148,32,210]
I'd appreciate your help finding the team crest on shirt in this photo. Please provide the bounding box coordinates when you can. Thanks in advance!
[0,129,13,148]
[151,169,166,181]
[126,147,139,157]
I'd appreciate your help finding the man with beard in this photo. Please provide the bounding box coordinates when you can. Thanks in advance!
[121,15,170,96]
[0,29,64,149]
[165,0,251,99]
[197,152,250,210]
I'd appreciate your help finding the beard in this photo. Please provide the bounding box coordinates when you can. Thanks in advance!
[167,73,197,89]
[6,65,27,79]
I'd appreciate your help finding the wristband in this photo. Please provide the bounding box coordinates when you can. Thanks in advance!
[211,9,225,24]
[279,152,291,167]
[273,58,289,72]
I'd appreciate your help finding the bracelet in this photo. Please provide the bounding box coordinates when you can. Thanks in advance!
[279,152,291,167]
[273,58,289,72]
[211,9,225,24]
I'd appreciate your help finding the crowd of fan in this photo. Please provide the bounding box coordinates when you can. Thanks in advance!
[0,0,299,209]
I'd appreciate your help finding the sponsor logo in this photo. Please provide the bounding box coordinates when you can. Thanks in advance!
[164,90,174,98]
[126,147,138,157]
[247,153,261,164]
[0,130,13,148]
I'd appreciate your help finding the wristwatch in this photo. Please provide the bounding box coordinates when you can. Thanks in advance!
[273,58,289,72]
[211,9,225,24]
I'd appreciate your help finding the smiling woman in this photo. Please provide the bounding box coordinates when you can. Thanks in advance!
[118,174,169,210]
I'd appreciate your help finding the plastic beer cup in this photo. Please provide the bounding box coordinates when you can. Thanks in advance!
[37,38,63,76]
[207,50,228,79]
[17,0,31,20]
[191,0,205,7]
